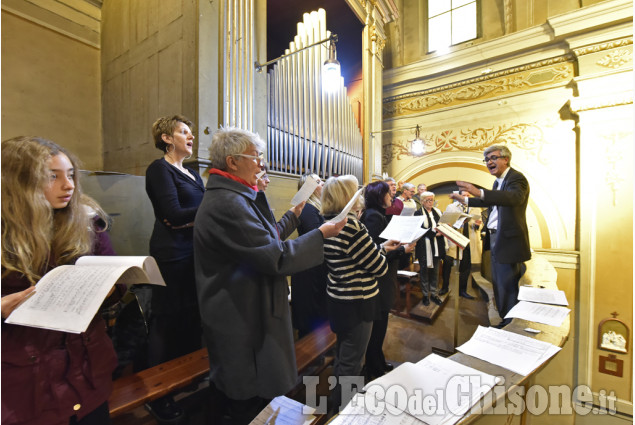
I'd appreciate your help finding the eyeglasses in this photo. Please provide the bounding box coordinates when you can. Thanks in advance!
[234,152,265,165]
[483,155,505,163]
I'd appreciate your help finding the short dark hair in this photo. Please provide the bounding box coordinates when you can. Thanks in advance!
[151,114,193,152]
[364,181,390,210]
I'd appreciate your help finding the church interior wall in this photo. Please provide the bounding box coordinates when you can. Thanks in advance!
[1,5,102,170]
[101,0,199,176]
[382,0,633,418]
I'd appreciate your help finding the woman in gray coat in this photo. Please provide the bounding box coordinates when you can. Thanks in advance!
[194,127,345,424]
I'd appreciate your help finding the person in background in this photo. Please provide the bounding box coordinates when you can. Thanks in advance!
[290,174,329,339]
[194,127,345,424]
[145,115,204,423]
[2,136,120,425]
[384,177,403,220]
[321,175,400,413]
[360,181,415,381]
[413,183,427,210]
[415,191,446,306]
[397,182,417,211]
[256,164,270,192]
[449,145,530,327]
[442,196,477,299]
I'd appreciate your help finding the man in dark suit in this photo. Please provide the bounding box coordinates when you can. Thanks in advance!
[449,145,530,327]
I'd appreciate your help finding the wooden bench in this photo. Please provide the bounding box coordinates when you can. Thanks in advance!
[108,321,336,417]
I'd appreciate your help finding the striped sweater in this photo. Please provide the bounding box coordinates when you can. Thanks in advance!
[323,215,388,301]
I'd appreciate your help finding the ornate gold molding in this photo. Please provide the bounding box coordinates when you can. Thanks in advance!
[596,48,633,69]
[573,38,633,57]
[570,95,633,113]
[383,61,574,118]
[381,122,547,167]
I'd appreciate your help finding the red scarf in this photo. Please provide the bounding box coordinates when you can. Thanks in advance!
[209,168,258,191]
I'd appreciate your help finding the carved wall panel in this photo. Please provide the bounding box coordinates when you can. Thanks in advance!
[383,58,575,118]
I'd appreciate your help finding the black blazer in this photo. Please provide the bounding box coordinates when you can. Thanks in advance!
[468,167,531,264]
[146,158,205,262]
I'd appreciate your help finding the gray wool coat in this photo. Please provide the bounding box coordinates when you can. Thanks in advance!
[194,174,325,400]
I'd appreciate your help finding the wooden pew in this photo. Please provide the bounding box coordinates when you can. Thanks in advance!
[108,321,336,417]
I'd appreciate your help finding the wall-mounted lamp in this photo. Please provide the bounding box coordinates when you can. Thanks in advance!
[322,36,340,93]
[411,125,425,156]
[370,124,427,156]
[254,34,340,92]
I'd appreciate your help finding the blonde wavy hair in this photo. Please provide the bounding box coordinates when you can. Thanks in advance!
[1,136,109,284]
[321,175,364,216]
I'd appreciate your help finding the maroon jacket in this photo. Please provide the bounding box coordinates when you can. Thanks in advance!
[1,229,118,425]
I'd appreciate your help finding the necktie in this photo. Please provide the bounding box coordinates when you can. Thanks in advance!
[493,180,499,190]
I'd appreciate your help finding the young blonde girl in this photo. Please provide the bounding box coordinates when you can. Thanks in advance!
[2,136,118,425]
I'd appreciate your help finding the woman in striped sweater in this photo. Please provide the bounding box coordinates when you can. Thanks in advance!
[321,175,400,413]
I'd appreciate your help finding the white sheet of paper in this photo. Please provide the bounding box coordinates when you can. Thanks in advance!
[400,207,416,216]
[249,395,316,425]
[328,188,364,223]
[378,215,425,243]
[290,175,319,206]
[6,265,128,334]
[518,286,568,306]
[329,393,422,425]
[363,355,501,425]
[438,211,470,225]
[504,301,570,327]
[76,256,166,286]
[456,326,561,376]
[397,270,418,278]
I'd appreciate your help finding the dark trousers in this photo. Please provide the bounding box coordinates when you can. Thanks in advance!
[364,311,389,377]
[331,320,373,412]
[69,402,110,425]
[207,381,270,425]
[442,248,471,293]
[490,232,522,320]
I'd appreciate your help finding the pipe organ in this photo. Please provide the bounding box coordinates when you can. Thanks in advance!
[266,9,363,180]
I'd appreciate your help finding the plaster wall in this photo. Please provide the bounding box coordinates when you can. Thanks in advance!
[1,9,102,170]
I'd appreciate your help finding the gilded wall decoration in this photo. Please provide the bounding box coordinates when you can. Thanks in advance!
[573,38,632,57]
[383,61,574,118]
[381,123,547,168]
[597,49,632,69]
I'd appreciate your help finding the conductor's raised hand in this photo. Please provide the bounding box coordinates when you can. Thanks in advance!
[290,201,306,218]
[319,217,347,239]
[456,181,480,197]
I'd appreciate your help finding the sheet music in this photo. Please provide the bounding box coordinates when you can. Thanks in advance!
[456,326,560,376]
[400,207,416,216]
[250,396,316,425]
[504,301,570,327]
[378,216,425,243]
[328,188,364,223]
[362,355,501,425]
[290,175,319,206]
[6,265,128,334]
[438,211,470,226]
[76,255,166,285]
[329,393,423,425]
[518,286,568,306]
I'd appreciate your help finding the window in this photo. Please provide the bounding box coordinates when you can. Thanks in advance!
[428,0,478,53]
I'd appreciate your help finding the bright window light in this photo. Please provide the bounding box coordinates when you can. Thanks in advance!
[428,0,477,53]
